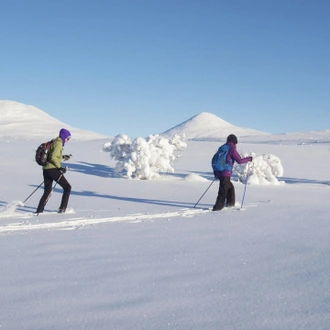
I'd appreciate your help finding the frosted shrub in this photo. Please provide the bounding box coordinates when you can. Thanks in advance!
[103,134,187,180]
[234,153,283,185]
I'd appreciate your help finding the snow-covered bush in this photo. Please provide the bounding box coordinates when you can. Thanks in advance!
[103,133,187,180]
[234,153,284,185]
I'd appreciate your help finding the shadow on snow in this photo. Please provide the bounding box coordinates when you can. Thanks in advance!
[65,161,114,178]
[280,177,330,186]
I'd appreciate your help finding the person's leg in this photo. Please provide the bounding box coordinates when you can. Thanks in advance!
[36,171,53,213]
[226,179,235,207]
[57,175,71,213]
[213,177,227,211]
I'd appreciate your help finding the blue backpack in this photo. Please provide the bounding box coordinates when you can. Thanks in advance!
[211,144,232,172]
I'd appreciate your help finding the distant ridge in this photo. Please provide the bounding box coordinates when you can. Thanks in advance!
[0,100,109,140]
[161,112,269,141]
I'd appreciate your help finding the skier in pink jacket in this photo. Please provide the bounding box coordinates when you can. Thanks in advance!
[213,134,252,211]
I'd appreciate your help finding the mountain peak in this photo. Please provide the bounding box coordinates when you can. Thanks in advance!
[162,112,269,141]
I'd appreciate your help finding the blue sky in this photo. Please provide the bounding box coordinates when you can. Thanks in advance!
[1,0,329,137]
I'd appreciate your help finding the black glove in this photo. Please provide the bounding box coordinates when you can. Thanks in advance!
[59,167,67,174]
[62,154,71,161]
[249,156,253,162]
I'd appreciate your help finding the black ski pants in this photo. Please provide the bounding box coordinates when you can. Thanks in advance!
[213,176,235,211]
[36,168,71,213]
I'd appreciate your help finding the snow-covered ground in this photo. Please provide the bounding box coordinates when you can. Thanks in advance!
[1,132,330,329]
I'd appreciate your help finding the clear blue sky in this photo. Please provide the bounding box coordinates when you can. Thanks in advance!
[1,0,329,137]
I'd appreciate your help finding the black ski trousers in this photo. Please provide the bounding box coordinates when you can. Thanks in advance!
[213,176,235,211]
[36,168,71,213]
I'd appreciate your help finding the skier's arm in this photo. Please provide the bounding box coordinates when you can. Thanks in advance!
[231,148,251,165]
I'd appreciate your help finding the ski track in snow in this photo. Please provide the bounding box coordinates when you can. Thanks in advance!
[0,208,210,233]
[0,202,268,234]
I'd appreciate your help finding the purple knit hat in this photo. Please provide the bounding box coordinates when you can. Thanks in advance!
[59,128,71,145]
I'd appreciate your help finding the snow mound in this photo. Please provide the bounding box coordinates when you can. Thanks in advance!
[184,174,209,182]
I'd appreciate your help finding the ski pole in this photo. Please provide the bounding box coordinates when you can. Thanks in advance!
[241,164,250,209]
[22,181,44,205]
[193,178,216,208]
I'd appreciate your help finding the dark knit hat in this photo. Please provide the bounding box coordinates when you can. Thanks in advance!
[227,134,238,145]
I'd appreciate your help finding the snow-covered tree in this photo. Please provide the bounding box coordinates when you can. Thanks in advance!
[103,134,187,180]
[234,153,284,185]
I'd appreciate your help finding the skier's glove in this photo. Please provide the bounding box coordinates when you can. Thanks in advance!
[249,157,253,162]
[59,167,67,174]
[62,154,71,161]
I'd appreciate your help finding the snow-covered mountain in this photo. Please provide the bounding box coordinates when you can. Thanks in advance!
[161,112,330,144]
[2,100,329,145]
[161,112,270,141]
[0,100,108,140]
